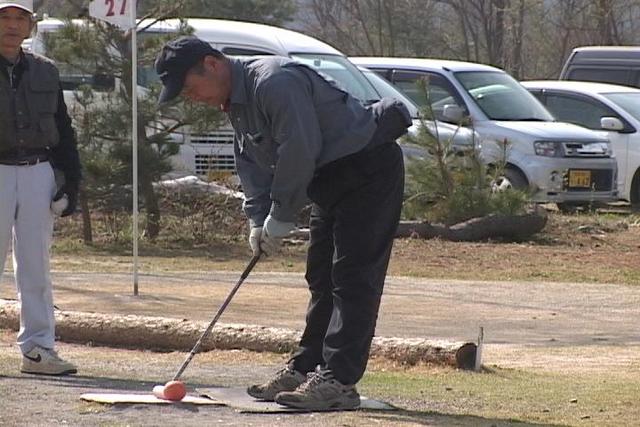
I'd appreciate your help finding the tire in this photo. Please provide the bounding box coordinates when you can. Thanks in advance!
[493,167,528,191]
[630,171,640,211]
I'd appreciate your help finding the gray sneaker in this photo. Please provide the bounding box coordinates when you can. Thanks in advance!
[21,346,77,376]
[275,367,360,410]
[247,365,306,401]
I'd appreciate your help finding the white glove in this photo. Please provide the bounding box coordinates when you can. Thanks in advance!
[51,193,69,217]
[249,226,263,256]
[249,215,295,257]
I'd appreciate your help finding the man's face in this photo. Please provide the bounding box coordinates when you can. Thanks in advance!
[181,56,231,107]
[0,7,33,53]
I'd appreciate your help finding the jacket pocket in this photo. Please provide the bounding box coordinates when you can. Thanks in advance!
[245,129,278,169]
[30,75,59,114]
[38,116,60,147]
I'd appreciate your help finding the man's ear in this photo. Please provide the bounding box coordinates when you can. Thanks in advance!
[29,15,38,38]
[203,55,218,72]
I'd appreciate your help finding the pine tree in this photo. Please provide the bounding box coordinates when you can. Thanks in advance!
[403,78,529,225]
[45,1,224,240]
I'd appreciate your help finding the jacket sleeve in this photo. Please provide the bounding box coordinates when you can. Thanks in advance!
[50,87,82,185]
[257,72,322,223]
[234,135,274,228]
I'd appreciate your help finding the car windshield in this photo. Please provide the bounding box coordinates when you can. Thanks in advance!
[290,53,380,103]
[359,68,419,118]
[454,71,554,121]
[603,92,640,122]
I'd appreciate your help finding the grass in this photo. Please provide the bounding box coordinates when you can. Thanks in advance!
[361,362,640,426]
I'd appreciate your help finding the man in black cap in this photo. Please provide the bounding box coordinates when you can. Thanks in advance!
[156,35,408,410]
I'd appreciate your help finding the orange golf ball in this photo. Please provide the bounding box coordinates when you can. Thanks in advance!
[162,380,187,401]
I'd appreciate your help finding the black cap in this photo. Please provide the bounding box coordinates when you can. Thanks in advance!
[155,35,221,104]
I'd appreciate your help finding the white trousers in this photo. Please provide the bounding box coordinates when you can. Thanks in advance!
[0,162,57,354]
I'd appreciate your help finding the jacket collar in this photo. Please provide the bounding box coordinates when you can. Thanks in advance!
[229,58,248,106]
[0,49,27,69]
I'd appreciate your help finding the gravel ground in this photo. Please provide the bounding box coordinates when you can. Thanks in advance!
[0,331,539,427]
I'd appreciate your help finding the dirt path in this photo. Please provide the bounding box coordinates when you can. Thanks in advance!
[3,270,637,347]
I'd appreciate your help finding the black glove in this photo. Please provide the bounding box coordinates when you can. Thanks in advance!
[53,180,79,217]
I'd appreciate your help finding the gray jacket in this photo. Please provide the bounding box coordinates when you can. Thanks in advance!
[228,57,377,226]
[0,52,60,152]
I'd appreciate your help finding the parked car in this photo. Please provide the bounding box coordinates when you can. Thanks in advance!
[560,46,640,88]
[350,57,618,205]
[357,65,478,157]
[523,80,640,205]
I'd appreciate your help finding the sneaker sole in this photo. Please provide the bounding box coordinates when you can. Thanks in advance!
[246,388,277,401]
[21,368,78,376]
[275,396,360,411]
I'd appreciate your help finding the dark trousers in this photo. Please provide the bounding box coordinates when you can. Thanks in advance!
[289,141,404,385]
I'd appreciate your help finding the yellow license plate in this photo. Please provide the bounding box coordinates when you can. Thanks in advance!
[569,170,592,188]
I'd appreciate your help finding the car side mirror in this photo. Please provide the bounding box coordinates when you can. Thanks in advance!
[601,116,625,131]
[442,104,466,123]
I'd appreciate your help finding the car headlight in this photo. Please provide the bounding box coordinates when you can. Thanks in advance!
[534,141,559,157]
[589,142,612,157]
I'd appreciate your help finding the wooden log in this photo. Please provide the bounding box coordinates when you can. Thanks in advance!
[0,299,471,367]
[396,206,548,241]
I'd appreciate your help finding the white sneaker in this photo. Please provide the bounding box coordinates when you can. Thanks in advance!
[21,346,78,376]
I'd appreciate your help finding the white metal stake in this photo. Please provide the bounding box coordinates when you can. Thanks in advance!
[475,326,484,372]
[130,0,139,296]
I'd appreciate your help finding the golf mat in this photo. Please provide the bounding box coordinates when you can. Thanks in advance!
[80,392,222,405]
[197,387,397,413]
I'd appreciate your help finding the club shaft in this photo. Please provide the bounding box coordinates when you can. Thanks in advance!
[172,254,260,381]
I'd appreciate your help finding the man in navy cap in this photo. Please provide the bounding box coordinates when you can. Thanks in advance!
[155,35,408,410]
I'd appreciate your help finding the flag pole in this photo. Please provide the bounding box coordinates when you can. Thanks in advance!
[130,0,139,296]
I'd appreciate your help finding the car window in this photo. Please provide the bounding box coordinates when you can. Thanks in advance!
[455,71,553,121]
[360,68,419,118]
[290,53,379,102]
[544,93,616,130]
[391,70,466,122]
[221,47,275,56]
[568,68,631,86]
[603,92,640,123]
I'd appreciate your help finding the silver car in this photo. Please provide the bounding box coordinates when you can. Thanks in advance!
[351,57,618,205]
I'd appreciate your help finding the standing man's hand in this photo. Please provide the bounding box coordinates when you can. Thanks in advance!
[249,215,295,256]
[51,181,79,217]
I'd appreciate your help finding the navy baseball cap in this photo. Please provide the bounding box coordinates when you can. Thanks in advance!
[155,35,221,104]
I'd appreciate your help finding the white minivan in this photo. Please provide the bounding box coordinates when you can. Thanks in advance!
[351,57,618,205]
[523,80,640,205]
[27,18,475,176]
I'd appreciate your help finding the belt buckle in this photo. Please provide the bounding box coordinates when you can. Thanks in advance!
[18,157,37,166]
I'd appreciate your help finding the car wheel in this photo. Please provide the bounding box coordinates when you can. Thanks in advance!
[493,167,528,191]
[630,171,640,211]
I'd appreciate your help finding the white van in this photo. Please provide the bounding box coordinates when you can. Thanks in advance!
[351,57,619,205]
[28,18,476,176]
[523,80,640,205]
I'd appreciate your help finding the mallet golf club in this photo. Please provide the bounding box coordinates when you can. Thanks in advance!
[153,254,261,401]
